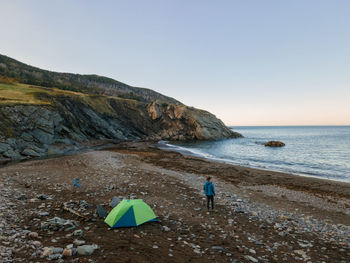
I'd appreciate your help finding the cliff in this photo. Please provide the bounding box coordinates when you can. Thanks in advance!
[0,55,242,161]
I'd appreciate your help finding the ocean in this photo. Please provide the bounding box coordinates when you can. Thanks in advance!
[161,126,350,183]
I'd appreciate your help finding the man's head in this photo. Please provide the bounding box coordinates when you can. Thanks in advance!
[206,176,211,182]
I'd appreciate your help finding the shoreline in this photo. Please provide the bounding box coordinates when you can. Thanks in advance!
[156,142,350,184]
[110,142,350,199]
[157,141,350,184]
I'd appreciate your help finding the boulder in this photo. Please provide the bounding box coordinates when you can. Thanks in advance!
[110,196,122,208]
[76,244,99,256]
[41,217,78,231]
[96,205,108,219]
[264,141,285,147]
[3,148,21,159]
[0,142,9,153]
[22,148,42,157]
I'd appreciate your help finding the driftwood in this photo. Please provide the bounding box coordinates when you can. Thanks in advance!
[62,205,90,221]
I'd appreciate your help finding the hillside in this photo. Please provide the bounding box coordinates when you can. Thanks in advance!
[0,54,181,104]
[0,55,242,162]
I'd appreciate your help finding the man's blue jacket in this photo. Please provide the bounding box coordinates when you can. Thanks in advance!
[203,182,215,196]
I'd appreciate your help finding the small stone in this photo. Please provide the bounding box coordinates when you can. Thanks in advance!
[162,226,171,232]
[77,244,99,255]
[32,240,41,247]
[48,253,62,260]
[17,194,28,200]
[28,232,39,239]
[211,246,226,252]
[62,248,72,257]
[73,239,86,246]
[73,229,83,236]
[245,255,258,262]
[153,245,159,249]
[52,247,63,254]
[42,247,53,257]
[39,212,49,216]
[37,194,47,200]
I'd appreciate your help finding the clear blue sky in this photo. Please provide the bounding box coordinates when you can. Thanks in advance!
[1,0,350,125]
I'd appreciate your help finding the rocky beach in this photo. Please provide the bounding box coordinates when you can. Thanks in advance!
[0,142,349,263]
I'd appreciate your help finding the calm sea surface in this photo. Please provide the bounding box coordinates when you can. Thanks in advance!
[163,126,350,183]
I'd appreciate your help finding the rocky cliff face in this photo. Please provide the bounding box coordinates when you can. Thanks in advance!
[0,54,242,162]
[0,95,241,162]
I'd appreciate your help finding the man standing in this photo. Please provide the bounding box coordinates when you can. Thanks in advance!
[203,176,215,211]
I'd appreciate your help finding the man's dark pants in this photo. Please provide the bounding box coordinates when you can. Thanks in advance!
[206,195,214,210]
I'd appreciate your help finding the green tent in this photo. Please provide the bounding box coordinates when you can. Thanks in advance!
[104,199,158,228]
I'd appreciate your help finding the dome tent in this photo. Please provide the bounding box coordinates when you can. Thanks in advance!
[104,199,157,228]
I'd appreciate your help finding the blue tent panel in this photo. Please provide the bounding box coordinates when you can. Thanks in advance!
[113,207,136,228]
[146,218,158,223]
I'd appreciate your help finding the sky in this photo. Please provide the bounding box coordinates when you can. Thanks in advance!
[1,0,350,126]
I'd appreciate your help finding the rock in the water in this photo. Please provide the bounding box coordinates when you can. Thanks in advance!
[264,141,285,147]
[76,244,99,255]
[110,196,122,208]
[96,205,108,218]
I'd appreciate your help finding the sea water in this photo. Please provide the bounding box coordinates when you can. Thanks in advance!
[162,126,350,183]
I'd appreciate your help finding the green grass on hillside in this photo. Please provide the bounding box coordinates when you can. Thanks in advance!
[0,82,143,114]
[0,82,51,105]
